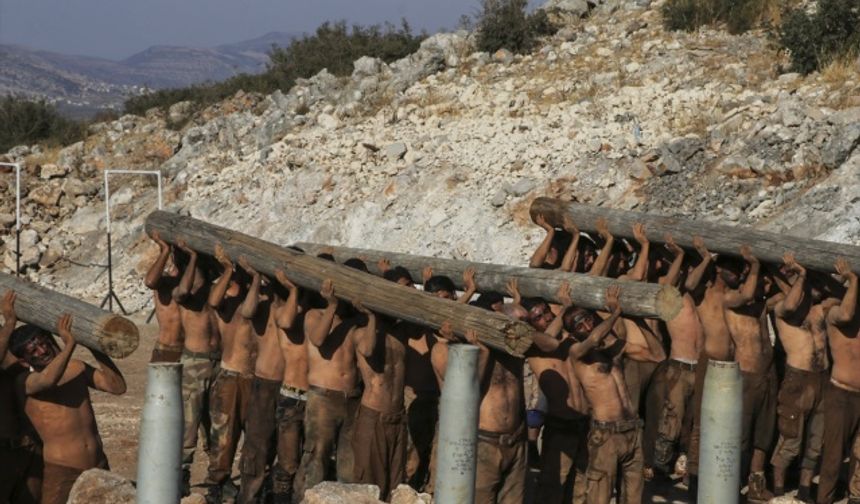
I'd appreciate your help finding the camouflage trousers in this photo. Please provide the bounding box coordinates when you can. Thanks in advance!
[205,368,252,488]
[181,351,218,471]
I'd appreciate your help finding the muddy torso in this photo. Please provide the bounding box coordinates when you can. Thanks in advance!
[667,293,705,361]
[305,312,359,393]
[217,295,256,374]
[827,313,860,389]
[153,278,183,348]
[253,298,285,380]
[357,329,407,413]
[528,349,587,418]
[401,323,439,395]
[280,311,309,390]
[179,288,218,353]
[21,360,102,470]
[697,286,733,361]
[479,352,524,433]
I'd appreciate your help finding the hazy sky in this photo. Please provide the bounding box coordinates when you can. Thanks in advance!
[0,0,525,60]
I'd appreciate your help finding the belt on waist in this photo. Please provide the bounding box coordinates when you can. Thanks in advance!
[478,423,526,446]
[668,359,697,371]
[831,378,860,394]
[219,368,253,379]
[181,349,220,361]
[544,414,590,431]
[785,364,828,376]
[309,385,361,399]
[590,418,642,433]
[280,385,308,401]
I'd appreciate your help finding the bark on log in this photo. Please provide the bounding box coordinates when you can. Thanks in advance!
[530,197,860,274]
[0,273,139,358]
[294,242,681,321]
[145,211,539,357]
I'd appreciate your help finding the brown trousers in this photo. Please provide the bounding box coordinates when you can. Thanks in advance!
[237,376,281,504]
[687,353,710,476]
[817,381,860,504]
[352,405,408,500]
[181,352,218,471]
[475,423,527,504]
[150,342,183,363]
[585,419,644,504]
[771,365,826,471]
[536,415,589,504]
[741,367,777,459]
[404,390,439,492]
[274,392,305,504]
[205,368,252,487]
[40,454,108,504]
[0,442,41,504]
[294,386,359,501]
[650,360,696,470]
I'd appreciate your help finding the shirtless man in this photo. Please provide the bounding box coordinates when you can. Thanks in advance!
[238,270,300,504]
[144,231,183,362]
[205,248,260,502]
[10,315,126,504]
[173,239,221,493]
[564,286,645,504]
[523,282,591,504]
[294,279,361,499]
[350,302,409,500]
[720,247,776,502]
[818,259,860,504]
[647,234,705,475]
[769,253,833,501]
[272,272,309,504]
[0,291,42,504]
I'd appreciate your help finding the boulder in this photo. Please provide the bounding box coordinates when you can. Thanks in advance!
[390,484,432,504]
[169,100,195,124]
[39,163,68,179]
[28,184,63,207]
[493,49,514,65]
[821,123,860,169]
[353,56,385,78]
[301,482,383,504]
[66,469,135,504]
[540,0,591,24]
[385,142,408,161]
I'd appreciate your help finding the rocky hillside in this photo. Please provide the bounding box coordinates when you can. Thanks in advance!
[0,32,297,117]
[1,0,859,316]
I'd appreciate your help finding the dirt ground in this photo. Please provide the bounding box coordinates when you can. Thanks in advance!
[91,317,840,503]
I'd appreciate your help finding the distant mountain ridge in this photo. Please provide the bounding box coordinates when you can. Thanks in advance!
[0,31,299,118]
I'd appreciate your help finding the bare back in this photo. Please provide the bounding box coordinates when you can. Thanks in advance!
[305,310,359,393]
[20,360,103,469]
[666,293,704,361]
[726,301,772,374]
[357,328,407,413]
[775,301,829,372]
[280,311,309,390]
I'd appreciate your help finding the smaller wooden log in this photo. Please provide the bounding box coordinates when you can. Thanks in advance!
[0,273,139,358]
[530,197,860,274]
[294,242,682,321]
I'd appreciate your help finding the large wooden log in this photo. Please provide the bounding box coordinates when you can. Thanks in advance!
[145,211,540,357]
[530,197,860,274]
[0,273,139,358]
[294,242,682,321]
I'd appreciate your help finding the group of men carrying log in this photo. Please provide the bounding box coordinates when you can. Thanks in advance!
[2,202,860,504]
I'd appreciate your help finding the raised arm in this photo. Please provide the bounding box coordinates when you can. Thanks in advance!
[352,301,378,358]
[463,329,491,384]
[621,223,650,281]
[238,256,261,320]
[171,240,197,302]
[684,236,712,292]
[0,291,17,362]
[207,243,234,308]
[775,252,806,317]
[659,233,685,287]
[144,231,172,290]
[274,269,300,330]
[307,279,338,347]
[829,258,857,326]
[529,213,556,268]
[457,267,477,304]
[84,347,127,395]
[559,216,581,272]
[505,278,523,309]
[23,315,77,395]
[544,281,573,340]
[569,285,623,360]
[588,217,615,277]
[377,258,391,274]
[724,245,760,308]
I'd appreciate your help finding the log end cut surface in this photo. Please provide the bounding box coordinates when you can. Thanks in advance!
[655,286,683,322]
[96,316,140,358]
